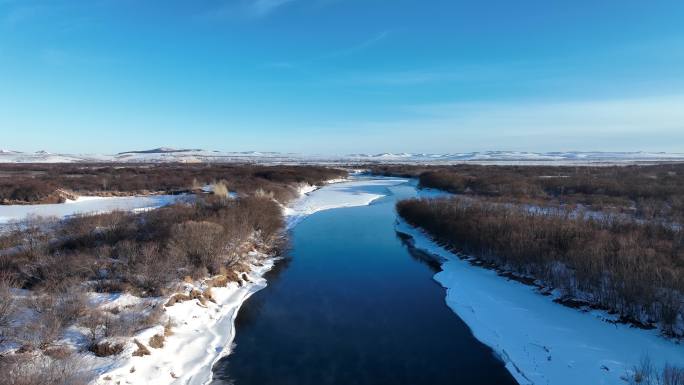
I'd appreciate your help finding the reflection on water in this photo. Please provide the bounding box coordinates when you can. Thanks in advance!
[211,181,516,385]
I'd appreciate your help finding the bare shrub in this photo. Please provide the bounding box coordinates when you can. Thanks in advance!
[661,364,684,385]
[149,334,164,349]
[168,221,226,275]
[0,354,90,385]
[132,339,150,356]
[0,274,15,344]
[20,295,64,349]
[629,357,684,385]
[89,340,125,357]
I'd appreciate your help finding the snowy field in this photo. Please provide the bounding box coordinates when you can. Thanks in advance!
[396,220,684,385]
[0,195,186,225]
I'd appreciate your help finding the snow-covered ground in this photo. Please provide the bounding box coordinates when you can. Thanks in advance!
[396,220,684,385]
[0,195,187,225]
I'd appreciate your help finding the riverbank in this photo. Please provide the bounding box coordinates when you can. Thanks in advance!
[88,253,275,385]
[87,177,407,385]
[396,219,684,385]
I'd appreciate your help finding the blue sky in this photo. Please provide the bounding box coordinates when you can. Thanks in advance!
[1,0,683,154]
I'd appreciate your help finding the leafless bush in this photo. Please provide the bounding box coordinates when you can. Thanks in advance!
[0,274,16,344]
[629,357,684,385]
[0,353,90,385]
[88,340,125,357]
[148,334,164,349]
[169,221,227,275]
[661,364,684,385]
[132,339,150,356]
[19,295,64,349]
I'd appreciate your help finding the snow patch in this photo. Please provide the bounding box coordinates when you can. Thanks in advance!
[0,195,188,225]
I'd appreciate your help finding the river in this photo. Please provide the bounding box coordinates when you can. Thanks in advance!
[210,179,516,385]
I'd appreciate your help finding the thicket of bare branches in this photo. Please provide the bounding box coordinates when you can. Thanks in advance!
[397,197,684,335]
[0,164,346,204]
[630,356,684,385]
[371,163,684,222]
[1,195,284,296]
[0,354,89,385]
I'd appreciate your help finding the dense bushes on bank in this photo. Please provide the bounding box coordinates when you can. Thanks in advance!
[370,163,684,222]
[397,197,684,335]
[1,195,284,295]
[0,164,346,204]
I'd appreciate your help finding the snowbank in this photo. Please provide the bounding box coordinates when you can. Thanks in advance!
[396,220,684,385]
[0,195,186,225]
[89,257,274,385]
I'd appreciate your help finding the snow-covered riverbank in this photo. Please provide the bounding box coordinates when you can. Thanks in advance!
[89,254,274,385]
[396,219,684,385]
[87,177,407,385]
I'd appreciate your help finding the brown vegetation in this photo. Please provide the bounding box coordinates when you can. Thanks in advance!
[397,197,684,335]
[148,334,164,349]
[0,164,339,382]
[131,339,150,357]
[0,354,89,385]
[0,163,346,204]
[89,340,125,357]
[372,163,684,222]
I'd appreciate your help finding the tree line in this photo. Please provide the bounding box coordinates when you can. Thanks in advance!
[370,163,684,223]
[0,163,347,204]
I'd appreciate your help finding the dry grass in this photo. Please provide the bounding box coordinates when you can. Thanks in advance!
[132,339,150,357]
[148,334,164,349]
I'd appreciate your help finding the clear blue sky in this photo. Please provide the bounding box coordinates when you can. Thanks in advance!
[1,0,683,154]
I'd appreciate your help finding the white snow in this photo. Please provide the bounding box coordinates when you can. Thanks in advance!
[0,195,187,225]
[89,257,274,385]
[396,219,684,385]
[284,177,408,227]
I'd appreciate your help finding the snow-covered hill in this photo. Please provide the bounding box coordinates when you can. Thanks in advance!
[1,148,683,164]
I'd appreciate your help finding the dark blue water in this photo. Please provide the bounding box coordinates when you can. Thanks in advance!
[211,182,516,385]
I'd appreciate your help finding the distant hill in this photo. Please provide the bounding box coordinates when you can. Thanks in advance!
[1,148,683,164]
[117,147,204,155]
